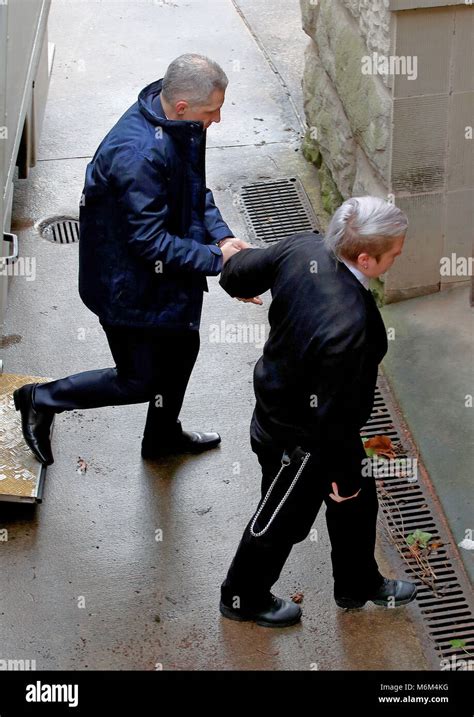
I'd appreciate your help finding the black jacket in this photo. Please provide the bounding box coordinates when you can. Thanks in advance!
[78,79,233,330]
[219,232,388,495]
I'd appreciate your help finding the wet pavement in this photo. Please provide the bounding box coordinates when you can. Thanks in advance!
[0,0,434,670]
[382,285,474,585]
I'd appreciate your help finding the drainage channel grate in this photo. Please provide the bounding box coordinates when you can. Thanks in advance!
[238,177,473,666]
[364,375,474,668]
[37,216,79,244]
[238,177,319,243]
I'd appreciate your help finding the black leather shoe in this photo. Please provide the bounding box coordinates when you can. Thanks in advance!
[335,577,417,609]
[13,383,55,466]
[141,430,221,459]
[219,594,302,628]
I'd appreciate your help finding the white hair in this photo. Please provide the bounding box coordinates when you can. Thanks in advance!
[162,53,228,107]
[324,196,408,261]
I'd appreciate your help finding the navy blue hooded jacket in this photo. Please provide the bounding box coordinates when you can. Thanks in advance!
[78,79,234,330]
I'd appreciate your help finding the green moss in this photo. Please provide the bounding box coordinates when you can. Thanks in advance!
[301,129,343,216]
[318,162,343,216]
[370,277,385,307]
[302,131,322,168]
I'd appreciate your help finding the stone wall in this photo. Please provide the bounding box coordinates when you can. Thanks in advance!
[301,0,393,213]
[301,0,474,303]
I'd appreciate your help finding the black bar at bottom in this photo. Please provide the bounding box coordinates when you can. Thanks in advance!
[0,670,471,715]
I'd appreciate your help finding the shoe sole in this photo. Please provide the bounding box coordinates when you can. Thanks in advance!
[219,601,301,628]
[336,587,417,610]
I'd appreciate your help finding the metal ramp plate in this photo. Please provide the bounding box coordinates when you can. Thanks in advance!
[0,373,54,503]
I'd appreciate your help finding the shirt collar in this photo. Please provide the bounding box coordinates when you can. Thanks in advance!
[340,259,371,291]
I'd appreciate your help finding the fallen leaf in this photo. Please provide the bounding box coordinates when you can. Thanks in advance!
[363,435,396,459]
[407,529,433,549]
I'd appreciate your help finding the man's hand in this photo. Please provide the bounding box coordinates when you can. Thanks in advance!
[329,482,361,503]
[221,241,241,265]
[236,296,263,305]
[218,238,261,301]
[218,237,252,250]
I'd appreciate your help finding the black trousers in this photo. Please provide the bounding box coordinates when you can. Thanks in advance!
[33,321,200,444]
[221,437,384,611]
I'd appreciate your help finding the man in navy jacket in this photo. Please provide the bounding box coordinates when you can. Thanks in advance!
[14,54,244,465]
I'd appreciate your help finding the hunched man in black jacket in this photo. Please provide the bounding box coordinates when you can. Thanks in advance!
[218,196,417,627]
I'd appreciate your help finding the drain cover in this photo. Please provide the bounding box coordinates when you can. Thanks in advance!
[238,177,319,243]
[37,216,79,244]
[366,375,474,667]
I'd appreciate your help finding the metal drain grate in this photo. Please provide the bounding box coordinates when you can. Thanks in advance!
[237,175,473,665]
[37,216,79,244]
[238,177,319,243]
[363,376,474,668]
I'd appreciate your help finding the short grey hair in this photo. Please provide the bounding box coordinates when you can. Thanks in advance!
[161,53,228,106]
[324,196,408,262]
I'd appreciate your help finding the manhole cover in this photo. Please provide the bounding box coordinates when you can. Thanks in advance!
[238,177,319,244]
[37,216,79,244]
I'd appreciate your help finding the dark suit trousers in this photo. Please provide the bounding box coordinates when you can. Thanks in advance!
[33,321,200,443]
[221,437,384,610]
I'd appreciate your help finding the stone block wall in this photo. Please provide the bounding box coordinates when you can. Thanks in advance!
[301,0,393,209]
[301,0,474,303]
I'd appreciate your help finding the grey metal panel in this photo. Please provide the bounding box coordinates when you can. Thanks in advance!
[447,92,474,191]
[391,95,448,193]
[4,0,50,188]
[0,3,7,208]
[0,0,51,328]
[0,4,8,327]
[5,0,42,186]
[390,0,468,10]
[393,6,453,99]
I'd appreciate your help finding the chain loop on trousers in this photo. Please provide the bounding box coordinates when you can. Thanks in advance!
[250,450,311,538]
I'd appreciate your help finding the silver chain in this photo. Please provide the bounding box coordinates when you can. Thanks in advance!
[249,451,311,537]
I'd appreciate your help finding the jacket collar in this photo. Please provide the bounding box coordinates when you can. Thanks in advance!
[138,78,205,139]
[339,258,371,290]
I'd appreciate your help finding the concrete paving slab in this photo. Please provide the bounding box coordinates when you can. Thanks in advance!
[232,0,307,127]
[43,0,302,159]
